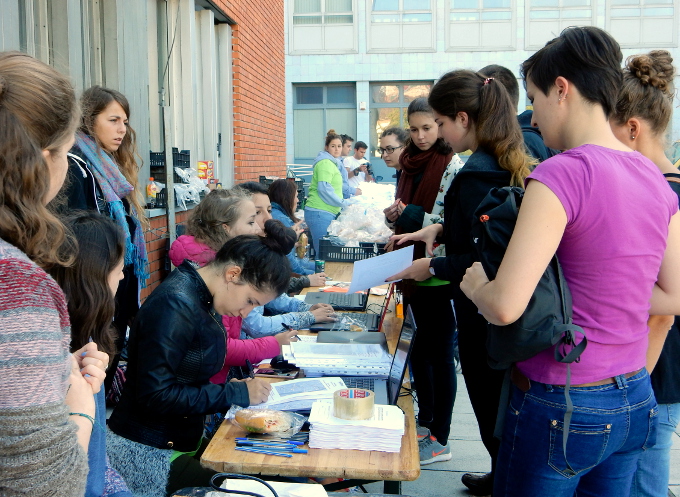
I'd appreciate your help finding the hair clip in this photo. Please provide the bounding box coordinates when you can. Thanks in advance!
[483,77,494,86]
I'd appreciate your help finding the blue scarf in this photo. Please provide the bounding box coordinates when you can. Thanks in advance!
[75,132,149,287]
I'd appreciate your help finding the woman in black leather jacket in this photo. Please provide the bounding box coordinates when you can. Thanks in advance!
[107,220,297,497]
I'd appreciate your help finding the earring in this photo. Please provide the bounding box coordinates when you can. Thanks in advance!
[631,135,636,140]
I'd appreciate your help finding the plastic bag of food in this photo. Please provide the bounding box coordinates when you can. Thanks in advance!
[229,407,306,437]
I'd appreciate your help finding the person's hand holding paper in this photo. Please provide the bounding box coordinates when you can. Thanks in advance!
[346,245,414,294]
[385,257,433,282]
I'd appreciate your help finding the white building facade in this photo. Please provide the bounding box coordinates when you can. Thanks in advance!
[285,0,680,182]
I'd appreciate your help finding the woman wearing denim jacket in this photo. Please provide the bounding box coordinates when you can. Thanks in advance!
[268,178,315,275]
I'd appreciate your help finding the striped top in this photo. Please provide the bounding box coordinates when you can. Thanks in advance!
[0,238,71,408]
[0,237,88,496]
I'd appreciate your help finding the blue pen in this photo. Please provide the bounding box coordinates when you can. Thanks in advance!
[236,440,297,447]
[236,437,305,446]
[235,447,293,457]
[236,443,308,453]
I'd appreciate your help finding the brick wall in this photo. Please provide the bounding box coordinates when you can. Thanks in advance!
[214,0,287,182]
[141,209,191,301]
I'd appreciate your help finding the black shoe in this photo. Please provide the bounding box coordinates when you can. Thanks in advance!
[461,472,493,496]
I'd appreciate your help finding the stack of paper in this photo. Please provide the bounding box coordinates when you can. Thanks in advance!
[239,377,347,412]
[308,400,405,453]
[282,342,393,378]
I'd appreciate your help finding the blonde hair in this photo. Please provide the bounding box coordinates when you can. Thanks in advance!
[0,51,79,268]
[187,189,251,252]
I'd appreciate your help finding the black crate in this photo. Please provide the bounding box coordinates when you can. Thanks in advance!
[149,148,191,183]
[259,176,305,209]
[316,237,386,262]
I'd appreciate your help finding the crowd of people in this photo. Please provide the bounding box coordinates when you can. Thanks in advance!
[1,24,680,497]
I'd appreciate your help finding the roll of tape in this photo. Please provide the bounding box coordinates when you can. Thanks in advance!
[332,388,375,420]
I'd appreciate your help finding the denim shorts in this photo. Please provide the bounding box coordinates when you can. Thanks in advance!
[494,368,658,497]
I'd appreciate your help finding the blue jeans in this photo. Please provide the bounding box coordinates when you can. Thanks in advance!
[304,208,336,256]
[631,402,680,497]
[495,368,658,497]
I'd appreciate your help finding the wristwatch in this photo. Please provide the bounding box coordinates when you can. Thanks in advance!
[428,258,436,276]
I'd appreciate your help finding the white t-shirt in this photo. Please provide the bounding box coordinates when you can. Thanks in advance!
[343,156,366,188]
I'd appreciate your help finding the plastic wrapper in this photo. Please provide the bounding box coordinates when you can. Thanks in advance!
[173,168,209,209]
[228,407,306,437]
[325,182,395,246]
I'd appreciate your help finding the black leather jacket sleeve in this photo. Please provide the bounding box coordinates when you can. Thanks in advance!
[132,293,250,416]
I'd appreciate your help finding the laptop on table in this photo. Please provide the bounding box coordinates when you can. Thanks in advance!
[304,291,368,312]
[309,312,380,332]
[339,304,417,405]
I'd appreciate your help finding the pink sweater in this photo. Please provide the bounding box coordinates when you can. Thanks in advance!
[169,235,280,378]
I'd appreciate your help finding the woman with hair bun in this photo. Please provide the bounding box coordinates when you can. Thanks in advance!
[611,50,679,497]
[0,51,108,497]
[107,219,295,496]
[305,129,350,255]
[61,86,149,395]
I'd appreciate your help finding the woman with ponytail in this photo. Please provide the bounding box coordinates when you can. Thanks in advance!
[0,51,108,497]
[458,27,680,496]
[60,86,149,395]
[388,70,533,491]
[305,129,350,255]
[383,97,463,466]
[107,220,295,496]
[611,50,679,497]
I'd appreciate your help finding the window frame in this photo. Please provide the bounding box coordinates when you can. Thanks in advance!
[605,0,679,48]
[524,0,597,50]
[289,0,358,54]
[366,0,436,53]
[446,0,516,51]
[367,81,433,157]
[292,83,357,160]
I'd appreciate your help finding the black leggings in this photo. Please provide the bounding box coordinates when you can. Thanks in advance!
[405,285,458,445]
[455,298,506,473]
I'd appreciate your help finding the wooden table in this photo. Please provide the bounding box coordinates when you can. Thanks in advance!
[201,262,420,494]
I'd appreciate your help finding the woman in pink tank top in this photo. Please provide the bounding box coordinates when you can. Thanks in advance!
[460,27,680,497]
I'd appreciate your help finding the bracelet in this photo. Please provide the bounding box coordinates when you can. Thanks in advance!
[69,412,95,429]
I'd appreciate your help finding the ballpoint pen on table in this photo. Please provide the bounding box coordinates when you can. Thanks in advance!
[245,358,255,379]
[235,437,305,446]
[235,447,293,457]
[282,323,300,341]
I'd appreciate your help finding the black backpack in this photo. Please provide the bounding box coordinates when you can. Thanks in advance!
[471,186,587,475]
[470,186,587,370]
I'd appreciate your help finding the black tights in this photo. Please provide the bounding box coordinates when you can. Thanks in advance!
[405,285,458,445]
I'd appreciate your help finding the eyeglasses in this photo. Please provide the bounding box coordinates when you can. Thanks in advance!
[377,145,404,156]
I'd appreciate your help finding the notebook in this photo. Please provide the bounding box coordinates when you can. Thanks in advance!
[339,305,417,405]
[305,291,368,311]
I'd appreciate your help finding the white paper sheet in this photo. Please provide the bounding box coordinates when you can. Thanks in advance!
[346,245,414,294]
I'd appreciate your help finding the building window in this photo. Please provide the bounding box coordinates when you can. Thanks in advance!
[293,0,354,25]
[448,0,515,50]
[368,0,435,52]
[607,0,678,47]
[368,82,431,160]
[290,0,356,53]
[525,0,596,49]
[293,84,357,160]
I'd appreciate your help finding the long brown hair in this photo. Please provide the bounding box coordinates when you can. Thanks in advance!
[429,70,534,187]
[0,51,78,268]
[268,179,299,222]
[50,213,125,356]
[79,86,147,226]
[613,50,675,137]
[187,189,251,252]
